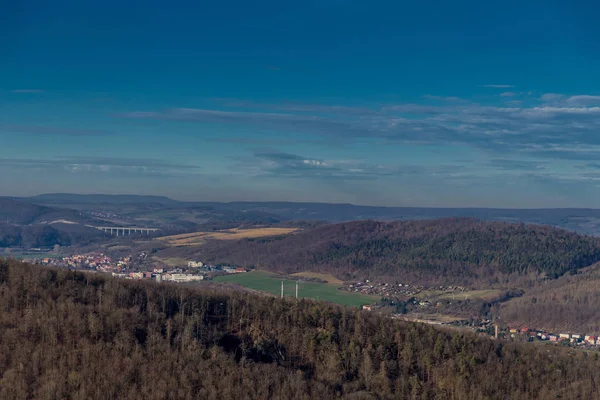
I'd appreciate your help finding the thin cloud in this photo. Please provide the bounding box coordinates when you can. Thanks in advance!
[0,124,111,136]
[121,93,600,167]
[422,95,463,102]
[0,157,201,175]
[500,92,516,97]
[10,89,45,93]
[482,84,515,88]
[239,149,469,182]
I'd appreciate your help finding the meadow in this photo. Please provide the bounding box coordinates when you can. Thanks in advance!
[213,271,377,307]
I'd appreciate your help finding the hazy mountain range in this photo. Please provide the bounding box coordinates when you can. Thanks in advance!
[5,193,600,235]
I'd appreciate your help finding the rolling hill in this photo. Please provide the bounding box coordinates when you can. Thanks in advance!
[188,218,600,285]
[0,197,88,225]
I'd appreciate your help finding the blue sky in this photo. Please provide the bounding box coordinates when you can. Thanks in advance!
[2,0,600,207]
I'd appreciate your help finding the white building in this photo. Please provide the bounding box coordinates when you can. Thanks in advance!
[559,333,571,340]
[166,274,204,283]
[187,261,204,268]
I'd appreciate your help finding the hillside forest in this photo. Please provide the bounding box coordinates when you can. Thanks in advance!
[186,218,600,286]
[2,258,600,399]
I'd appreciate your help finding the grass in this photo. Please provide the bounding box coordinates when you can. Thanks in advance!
[291,271,344,285]
[214,271,376,308]
[158,227,299,246]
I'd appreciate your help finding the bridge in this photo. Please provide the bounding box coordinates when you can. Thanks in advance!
[88,226,160,236]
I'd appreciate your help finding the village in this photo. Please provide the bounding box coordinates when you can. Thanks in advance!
[386,312,600,350]
[31,253,247,284]
[342,279,469,298]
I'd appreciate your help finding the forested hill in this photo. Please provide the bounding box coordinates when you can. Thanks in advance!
[194,218,600,284]
[1,259,600,399]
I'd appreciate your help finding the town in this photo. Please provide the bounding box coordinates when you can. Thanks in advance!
[29,253,247,284]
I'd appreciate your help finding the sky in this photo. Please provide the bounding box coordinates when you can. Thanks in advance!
[2,0,600,208]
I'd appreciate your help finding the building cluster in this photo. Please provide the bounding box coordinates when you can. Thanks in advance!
[506,326,600,347]
[90,211,126,220]
[32,255,245,284]
[109,261,247,284]
[343,280,467,298]
[112,270,206,283]
[36,253,133,273]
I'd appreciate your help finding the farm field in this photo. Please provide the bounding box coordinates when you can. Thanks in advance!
[213,271,377,307]
[158,227,299,246]
[290,271,343,285]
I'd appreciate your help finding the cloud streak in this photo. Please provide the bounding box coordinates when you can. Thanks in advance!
[0,124,111,136]
[0,157,201,176]
[120,98,600,161]
[482,84,515,88]
[10,89,45,93]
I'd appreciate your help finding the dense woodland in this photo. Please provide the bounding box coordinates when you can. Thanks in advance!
[501,265,600,333]
[187,219,600,285]
[2,258,600,399]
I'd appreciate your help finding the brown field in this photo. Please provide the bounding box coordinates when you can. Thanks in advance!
[158,227,299,246]
[291,272,344,285]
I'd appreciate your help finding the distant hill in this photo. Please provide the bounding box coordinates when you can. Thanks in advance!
[19,194,600,235]
[26,193,179,206]
[0,222,103,248]
[190,218,600,285]
[0,197,93,225]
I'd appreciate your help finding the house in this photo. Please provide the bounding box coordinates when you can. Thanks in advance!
[520,326,529,334]
[187,261,203,268]
[585,335,596,344]
[362,305,373,311]
[234,267,246,274]
[549,335,558,342]
[559,333,571,340]
[509,327,517,334]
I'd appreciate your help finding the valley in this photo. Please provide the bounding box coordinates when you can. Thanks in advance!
[5,194,600,339]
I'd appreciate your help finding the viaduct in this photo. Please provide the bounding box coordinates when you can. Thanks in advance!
[88,226,160,236]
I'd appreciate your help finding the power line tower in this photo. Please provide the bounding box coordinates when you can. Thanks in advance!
[281,280,284,299]
[296,281,299,299]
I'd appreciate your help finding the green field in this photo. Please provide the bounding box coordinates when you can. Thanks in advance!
[214,271,377,307]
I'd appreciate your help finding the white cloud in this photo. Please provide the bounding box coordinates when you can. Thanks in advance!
[566,95,600,106]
